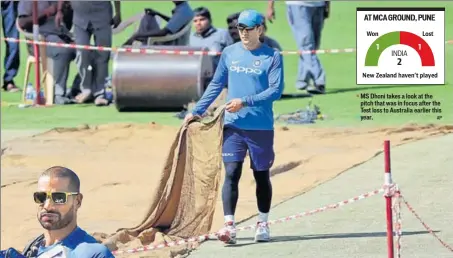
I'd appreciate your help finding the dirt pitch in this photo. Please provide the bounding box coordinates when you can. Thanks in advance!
[1,123,452,257]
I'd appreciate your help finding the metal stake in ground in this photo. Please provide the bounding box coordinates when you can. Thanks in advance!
[32,0,42,105]
[384,140,394,258]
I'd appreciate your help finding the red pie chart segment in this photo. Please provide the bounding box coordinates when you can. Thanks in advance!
[399,31,435,66]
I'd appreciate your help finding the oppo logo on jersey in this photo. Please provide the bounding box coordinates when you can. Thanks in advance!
[229,65,263,75]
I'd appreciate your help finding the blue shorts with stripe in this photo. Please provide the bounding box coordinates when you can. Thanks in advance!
[222,126,275,171]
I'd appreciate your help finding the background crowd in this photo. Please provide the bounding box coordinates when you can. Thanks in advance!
[2,1,329,106]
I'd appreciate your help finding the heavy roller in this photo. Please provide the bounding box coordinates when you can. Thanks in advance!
[112,46,214,111]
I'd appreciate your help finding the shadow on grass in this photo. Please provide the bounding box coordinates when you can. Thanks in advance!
[115,106,184,112]
[226,230,438,247]
[280,93,313,99]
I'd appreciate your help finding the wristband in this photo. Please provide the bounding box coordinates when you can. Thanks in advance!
[240,96,250,107]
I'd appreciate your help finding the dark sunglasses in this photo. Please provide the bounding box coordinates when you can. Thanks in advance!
[33,191,79,205]
[236,24,257,32]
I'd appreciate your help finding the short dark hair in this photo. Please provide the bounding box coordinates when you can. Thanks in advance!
[193,7,211,21]
[40,166,80,192]
[226,12,240,25]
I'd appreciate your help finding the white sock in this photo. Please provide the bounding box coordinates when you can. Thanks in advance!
[224,215,235,225]
[258,212,269,223]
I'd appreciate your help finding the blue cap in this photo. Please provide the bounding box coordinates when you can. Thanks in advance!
[237,9,264,28]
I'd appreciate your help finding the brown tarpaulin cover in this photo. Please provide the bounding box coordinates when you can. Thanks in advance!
[98,106,225,256]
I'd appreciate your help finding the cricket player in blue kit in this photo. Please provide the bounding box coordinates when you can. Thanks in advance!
[184,9,284,244]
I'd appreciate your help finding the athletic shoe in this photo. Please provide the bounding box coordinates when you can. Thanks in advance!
[217,221,236,244]
[75,92,92,104]
[254,221,270,242]
[2,82,20,93]
[307,85,325,94]
[94,96,109,106]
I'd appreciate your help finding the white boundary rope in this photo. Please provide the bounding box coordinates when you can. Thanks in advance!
[112,188,384,255]
[3,37,452,56]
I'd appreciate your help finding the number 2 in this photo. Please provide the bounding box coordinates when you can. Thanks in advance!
[397,58,402,65]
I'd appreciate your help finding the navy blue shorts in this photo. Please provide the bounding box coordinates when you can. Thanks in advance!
[222,126,275,171]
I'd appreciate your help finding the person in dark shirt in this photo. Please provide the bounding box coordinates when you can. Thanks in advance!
[124,1,194,45]
[1,1,20,92]
[55,0,121,106]
[18,1,76,104]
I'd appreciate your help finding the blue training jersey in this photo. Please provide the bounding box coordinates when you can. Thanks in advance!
[37,227,114,258]
[192,42,284,130]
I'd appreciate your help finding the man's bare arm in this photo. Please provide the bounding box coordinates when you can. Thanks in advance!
[268,0,275,9]
[146,8,170,22]
[266,0,276,22]
[57,0,64,12]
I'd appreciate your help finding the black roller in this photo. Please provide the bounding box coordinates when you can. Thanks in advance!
[112,46,214,112]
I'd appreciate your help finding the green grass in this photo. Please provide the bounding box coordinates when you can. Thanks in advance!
[1,1,452,129]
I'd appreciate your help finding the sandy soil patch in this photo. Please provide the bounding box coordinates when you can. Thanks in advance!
[1,123,452,256]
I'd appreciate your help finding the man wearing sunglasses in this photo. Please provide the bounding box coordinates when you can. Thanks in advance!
[23,166,114,257]
[185,9,284,245]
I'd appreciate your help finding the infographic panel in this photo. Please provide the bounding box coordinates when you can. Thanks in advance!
[356,7,445,85]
